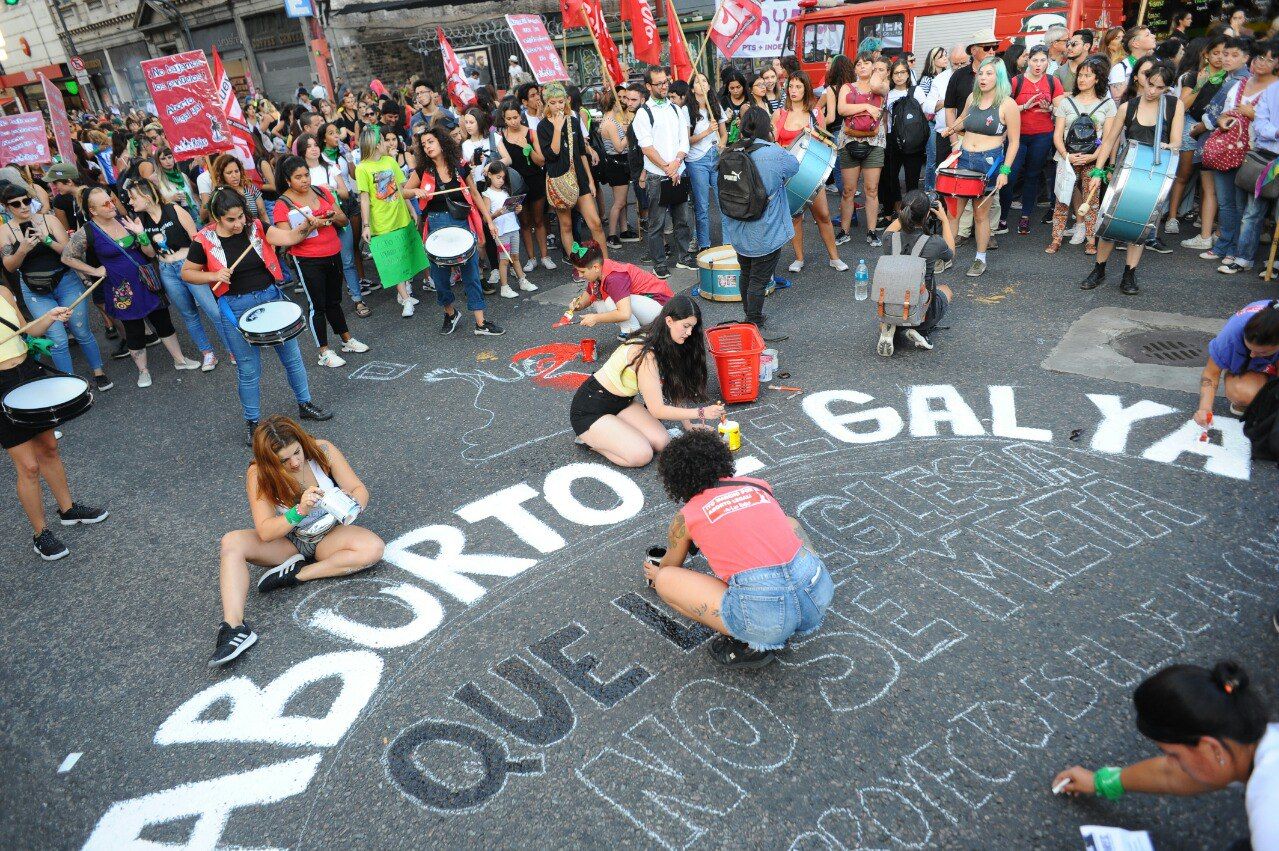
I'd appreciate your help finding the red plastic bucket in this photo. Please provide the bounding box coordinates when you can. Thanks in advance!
[706,322,765,404]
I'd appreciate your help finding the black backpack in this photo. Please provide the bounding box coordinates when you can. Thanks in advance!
[717,140,769,221]
[1064,97,1108,154]
[625,104,653,182]
[1243,376,1279,463]
[890,88,929,155]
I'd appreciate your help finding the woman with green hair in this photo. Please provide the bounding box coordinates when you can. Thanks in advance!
[355,124,428,317]
[940,55,1021,277]
[537,82,608,260]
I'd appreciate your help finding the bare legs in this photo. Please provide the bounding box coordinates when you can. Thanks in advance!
[579,402,670,467]
[7,430,73,535]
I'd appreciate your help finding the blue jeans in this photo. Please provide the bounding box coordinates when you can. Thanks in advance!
[337,224,363,303]
[20,270,103,374]
[217,285,311,422]
[999,131,1054,216]
[924,132,938,192]
[426,212,485,313]
[686,148,719,251]
[719,548,834,650]
[1236,192,1274,267]
[1212,169,1248,259]
[158,258,234,355]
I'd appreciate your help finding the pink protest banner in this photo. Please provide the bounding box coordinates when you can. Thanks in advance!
[505,15,570,84]
[39,75,76,166]
[0,112,52,167]
[141,49,234,162]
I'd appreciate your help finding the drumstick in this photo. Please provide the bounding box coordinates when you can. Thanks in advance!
[227,243,257,274]
[1077,182,1101,216]
[0,276,105,349]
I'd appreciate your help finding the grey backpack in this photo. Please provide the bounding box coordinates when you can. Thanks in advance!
[873,232,930,327]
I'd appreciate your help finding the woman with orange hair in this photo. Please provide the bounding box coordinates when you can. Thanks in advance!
[209,415,383,667]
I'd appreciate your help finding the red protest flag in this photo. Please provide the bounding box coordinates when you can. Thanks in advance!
[211,48,261,184]
[438,28,479,110]
[665,0,693,81]
[626,0,662,66]
[561,0,587,28]
[578,0,625,87]
[709,0,764,60]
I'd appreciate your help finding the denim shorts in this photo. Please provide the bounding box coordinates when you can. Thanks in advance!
[720,548,834,650]
[957,148,1002,188]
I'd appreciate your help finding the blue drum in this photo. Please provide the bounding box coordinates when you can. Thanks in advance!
[785,131,837,217]
[696,245,776,302]
[1096,140,1177,245]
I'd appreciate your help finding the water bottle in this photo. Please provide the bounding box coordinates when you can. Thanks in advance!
[854,259,869,302]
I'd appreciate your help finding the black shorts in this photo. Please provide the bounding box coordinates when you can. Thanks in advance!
[0,359,53,449]
[602,154,630,188]
[570,375,634,435]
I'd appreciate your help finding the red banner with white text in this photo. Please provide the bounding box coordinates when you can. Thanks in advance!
[621,0,662,65]
[438,29,478,110]
[211,48,261,183]
[40,75,76,166]
[141,50,234,161]
[505,15,571,84]
[709,0,765,59]
[0,112,52,167]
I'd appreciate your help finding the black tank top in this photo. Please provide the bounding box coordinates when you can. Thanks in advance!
[1124,94,1176,146]
[140,204,192,254]
[7,219,63,278]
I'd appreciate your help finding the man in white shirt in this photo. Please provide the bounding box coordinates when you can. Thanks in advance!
[1044,26,1069,74]
[925,45,967,167]
[1109,26,1156,100]
[310,82,327,102]
[632,66,694,278]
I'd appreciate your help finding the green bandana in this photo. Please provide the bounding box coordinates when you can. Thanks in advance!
[323,146,340,161]
[25,336,54,357]
[163,167,185,186]
[522,144,533,157]
[1193,68,1229,94]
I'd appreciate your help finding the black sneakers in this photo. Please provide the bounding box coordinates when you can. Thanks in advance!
[208,621,258,667]
[298,402,333,421]
[1120,266,1139,295]
[244,419,258,447]
[33,529,69,561]
[111,340,130,360]
[618,229,640,243]
[93,374,114,391]
[653,264,671,279]
[257,554,304,593]
[1145,237,1172,254]
[58,503,108,525]
[708,635,776,669]
[607,235,622,249]
[675,256,696,271]
[441,310,461,335]
[474,320,505,336]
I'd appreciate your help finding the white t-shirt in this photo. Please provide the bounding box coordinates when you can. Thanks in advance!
[482,186,519,236]
[1109,58,1133,95]
[687,109,724,161]
[308,162,343,194]
[462,137,493,185]
[1247,724,1279,850]
[632,99,691,177]
[926,68,955,131]
[196,171,212,197]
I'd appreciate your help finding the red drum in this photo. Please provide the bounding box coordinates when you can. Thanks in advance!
[935,168,986,198]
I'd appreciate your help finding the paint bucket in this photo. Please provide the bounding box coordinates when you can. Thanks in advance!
[718,419,741,452]
[580,338,597,363]
[759,348,778,383]
[645,546,667,567]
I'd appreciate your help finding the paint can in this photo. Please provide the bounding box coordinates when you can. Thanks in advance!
[318,489,360,525]
[759,348,778,383]
[718,419,741,451]
[580,338,597,363]
[645,546,667,567]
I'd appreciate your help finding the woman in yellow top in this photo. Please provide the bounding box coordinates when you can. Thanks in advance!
[0,285,108,561]
[568,294,724,468]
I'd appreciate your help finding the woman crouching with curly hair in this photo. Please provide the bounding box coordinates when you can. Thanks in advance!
[644,430,835,669]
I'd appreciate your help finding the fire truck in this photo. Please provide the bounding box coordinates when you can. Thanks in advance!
[784,0,1122,86]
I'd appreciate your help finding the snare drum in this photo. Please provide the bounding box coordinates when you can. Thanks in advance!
[935,168,986,198]
[696,246,776,302]
[424,227,477,266]
[237,301,306,347]
[785,131,837,217]
[2,374,93,429]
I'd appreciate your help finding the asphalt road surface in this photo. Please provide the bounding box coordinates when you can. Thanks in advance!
[2,201,1276,851]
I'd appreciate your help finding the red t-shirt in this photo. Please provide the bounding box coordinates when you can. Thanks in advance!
[271,187,341,259]
[590,259,674,306]
[681,477,803,582]
[1012,74,1062,135]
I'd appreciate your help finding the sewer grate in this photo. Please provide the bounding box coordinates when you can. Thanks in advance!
[1110,328,1214,366]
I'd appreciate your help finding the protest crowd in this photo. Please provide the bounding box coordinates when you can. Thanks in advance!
[1,1,1279,847]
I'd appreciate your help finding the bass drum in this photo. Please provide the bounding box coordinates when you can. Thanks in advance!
[785,131,837,217]
[1095,141,1177,245]
[696,245,776,302]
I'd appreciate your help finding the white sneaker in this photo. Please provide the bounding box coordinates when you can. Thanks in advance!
[829,258,849,272]
[903,329,933,350]
[523,258,537,272]
[1069,224,1086,245]
[501,285,519,298]
[788,259,804,273]
[540,256,557,270]
[401,301,415,318]
[876,324,894,357]
[1010,200,1022,210]
[201,352,218,372]
[519,278,538,292]
[487,269,500,285]
[174,357,202,370]
[317,349,347,368]
[137,370,152,388]
[341,337,370,353]
[1180,234,1212,250]
[1164,217,1180,234]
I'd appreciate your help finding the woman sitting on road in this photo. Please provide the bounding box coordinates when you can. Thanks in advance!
[568,294,723,468]
[210,415,384,667]
[1053,660,1278,850]
[1194,299,1279,424]
[645,430,834,670]
[567,241,673,337]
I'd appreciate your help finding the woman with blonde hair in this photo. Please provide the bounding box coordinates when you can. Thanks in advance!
[356,125,427,317]
[209,415,383,666]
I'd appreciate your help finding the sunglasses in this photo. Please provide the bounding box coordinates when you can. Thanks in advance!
[7,197,31,209]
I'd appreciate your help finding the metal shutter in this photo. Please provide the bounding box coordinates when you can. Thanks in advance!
[911,9,997,66]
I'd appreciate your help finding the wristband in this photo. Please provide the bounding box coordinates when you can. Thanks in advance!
[285,505,303,525]
[1088,167,1107,179]
[1094,766,1124,800]
[998,164,1012,176]
[136,232,151,246]
[698,405,704,420]
[42,235,53,246]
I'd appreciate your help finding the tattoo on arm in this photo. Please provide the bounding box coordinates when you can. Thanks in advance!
[672,513,687,540]
[692,603,708,617]
[709,608,719,619]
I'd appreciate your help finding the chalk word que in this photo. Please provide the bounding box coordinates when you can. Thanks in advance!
[82,384,1261,848]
